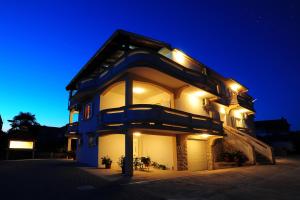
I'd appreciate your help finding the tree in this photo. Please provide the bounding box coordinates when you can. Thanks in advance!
[8,112,39,132]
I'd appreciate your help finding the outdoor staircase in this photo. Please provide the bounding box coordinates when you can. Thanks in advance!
[224,125,275,165]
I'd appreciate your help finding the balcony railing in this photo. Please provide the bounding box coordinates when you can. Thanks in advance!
[237,94,254,111]
[99,104,223,134]
[67,122,79,134]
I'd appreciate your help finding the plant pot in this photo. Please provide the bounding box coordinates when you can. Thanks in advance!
[105,164,111,169]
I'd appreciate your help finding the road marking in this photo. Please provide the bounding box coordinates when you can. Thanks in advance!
[76,185,95,191]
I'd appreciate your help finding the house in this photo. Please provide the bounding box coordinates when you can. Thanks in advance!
[2,125,67,160]
[255,118,295,155]
[66,30,275,176]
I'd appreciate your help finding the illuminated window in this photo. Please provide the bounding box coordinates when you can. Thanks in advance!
[84,103,92,120]
[9,140,34,149]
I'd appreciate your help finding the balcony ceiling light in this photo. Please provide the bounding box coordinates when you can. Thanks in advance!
[172,49,186,65]
[230,83,241,92]
[133,132,141,137]
[133,87,145,94]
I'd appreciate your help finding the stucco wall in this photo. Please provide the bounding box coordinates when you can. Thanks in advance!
[100,92,125,110]
[141,92,172,107]
[139,134,176,170]
[98,134,125,169]
[76,94,100,167]
[175,92,209,116]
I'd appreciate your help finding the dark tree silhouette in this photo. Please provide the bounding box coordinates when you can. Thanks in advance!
[8,112,39,132]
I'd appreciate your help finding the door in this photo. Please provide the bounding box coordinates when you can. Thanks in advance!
[187,139,208,171]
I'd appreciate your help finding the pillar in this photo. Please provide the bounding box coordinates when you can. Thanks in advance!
[176,135,188,170]
[124,76,133,176]
[124,129,134,177]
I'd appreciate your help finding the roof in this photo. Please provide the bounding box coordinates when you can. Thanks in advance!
[66,30,171,90]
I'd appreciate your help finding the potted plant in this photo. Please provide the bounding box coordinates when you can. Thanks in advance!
[101,156,112,169]
[118,156,125,174]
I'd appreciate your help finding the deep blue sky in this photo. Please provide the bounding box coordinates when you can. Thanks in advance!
[0,0,299,131]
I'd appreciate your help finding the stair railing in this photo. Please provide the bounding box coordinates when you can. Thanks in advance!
[224,125,275,164]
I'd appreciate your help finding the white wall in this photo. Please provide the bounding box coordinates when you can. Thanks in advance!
[139,134,176,170]
[142,93,172,107]
[175,92,209,116]
[98,134,125,169]
[100,92,125,110]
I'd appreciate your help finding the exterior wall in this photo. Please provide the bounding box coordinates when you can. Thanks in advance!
[138,134,176,170]
[100,92,125,110]
[139,93,172,107]
[98,134,125,169]
[175,92,209,117]
[76,93,100,167]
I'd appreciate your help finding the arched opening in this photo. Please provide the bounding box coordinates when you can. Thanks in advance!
[100,81,125,110]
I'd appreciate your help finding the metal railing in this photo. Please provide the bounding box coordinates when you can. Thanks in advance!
[67,122,79,133]
[99,104,223,134]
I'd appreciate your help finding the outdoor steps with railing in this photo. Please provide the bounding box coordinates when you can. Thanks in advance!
[224,125,275,165]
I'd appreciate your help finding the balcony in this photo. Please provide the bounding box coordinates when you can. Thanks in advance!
[237,94,254,111]
[67,122,79,134]
[99,104,223,135]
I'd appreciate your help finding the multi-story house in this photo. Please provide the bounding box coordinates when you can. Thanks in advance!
[66,30,275,176]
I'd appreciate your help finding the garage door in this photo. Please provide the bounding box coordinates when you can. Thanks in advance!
[187,139,208,171]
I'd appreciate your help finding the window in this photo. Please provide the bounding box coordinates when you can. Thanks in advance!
[84,103,92,120]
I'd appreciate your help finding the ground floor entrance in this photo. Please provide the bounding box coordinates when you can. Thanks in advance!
[97,132,214,173]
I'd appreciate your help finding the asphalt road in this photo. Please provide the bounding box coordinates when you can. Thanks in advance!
[1,158,300,200]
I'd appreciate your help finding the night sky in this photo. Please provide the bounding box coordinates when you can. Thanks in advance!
[0,0,299,131]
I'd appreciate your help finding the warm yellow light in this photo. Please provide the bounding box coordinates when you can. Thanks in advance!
[133,132,141,137]
[197,134,211,139]
[194,91,206,97]
[172,49,186,65]
[9,140,33,149]
[219,107,226,114]
[230,83,241,92]
[133,87,145,94]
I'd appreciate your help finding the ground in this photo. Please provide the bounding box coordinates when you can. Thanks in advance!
[1,157,300,200]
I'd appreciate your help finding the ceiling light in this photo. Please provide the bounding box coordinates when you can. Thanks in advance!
[133,87,145,94]
[230,83,241,92]
[133,132,141,137]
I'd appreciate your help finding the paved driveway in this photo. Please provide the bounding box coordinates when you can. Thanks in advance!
[1,157,300,200]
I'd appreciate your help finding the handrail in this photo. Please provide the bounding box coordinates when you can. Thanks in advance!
[224,125,275,164]
[99,104,223,133]
[101,104,221,123]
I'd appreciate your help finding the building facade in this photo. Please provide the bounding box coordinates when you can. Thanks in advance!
[66,30,274,176]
